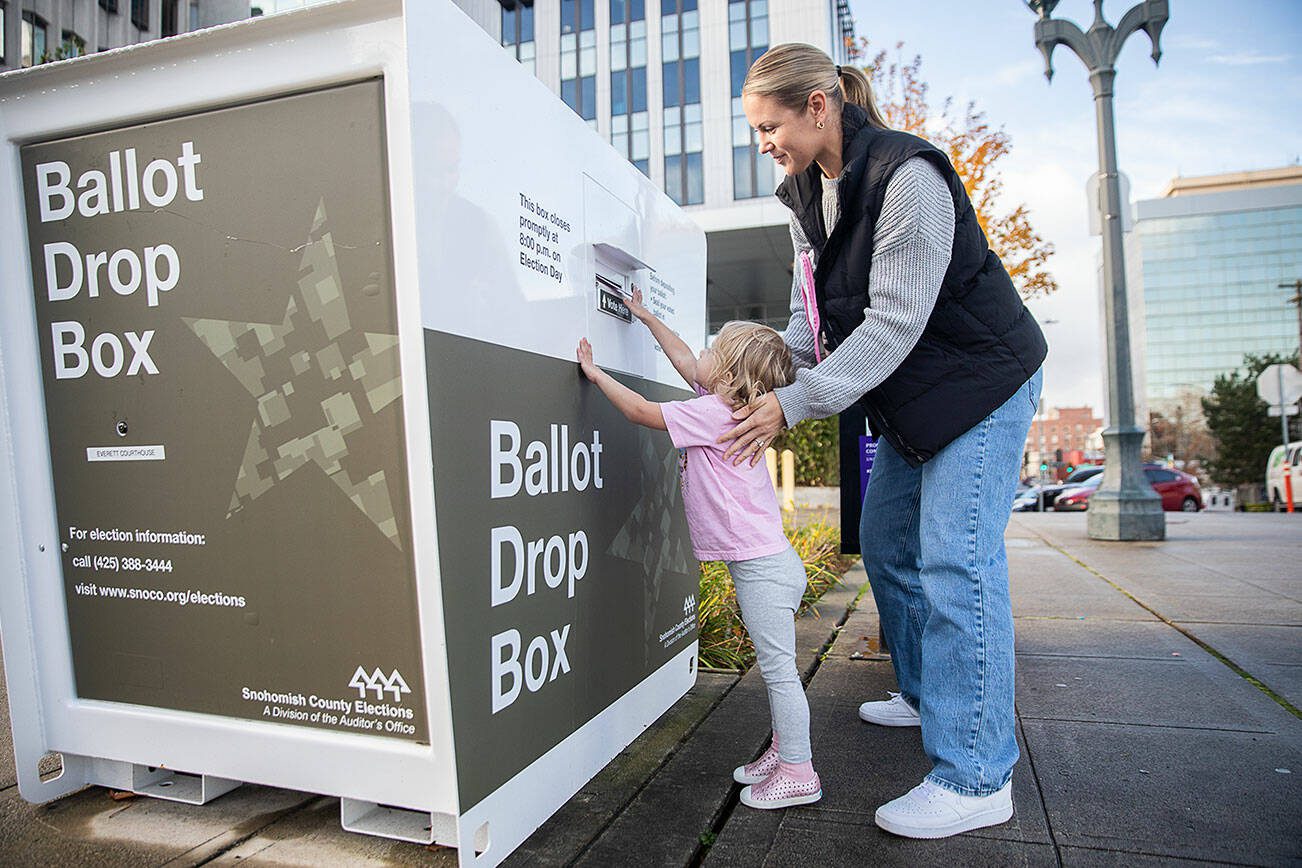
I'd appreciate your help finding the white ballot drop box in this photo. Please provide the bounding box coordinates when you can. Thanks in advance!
[0,1,706,864]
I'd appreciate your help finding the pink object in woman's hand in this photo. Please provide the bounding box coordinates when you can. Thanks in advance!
[799,251,822,362]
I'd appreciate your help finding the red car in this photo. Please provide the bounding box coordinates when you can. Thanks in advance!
[1054,465,1202,512]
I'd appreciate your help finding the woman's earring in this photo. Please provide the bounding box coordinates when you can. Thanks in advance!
[816,119,825,130]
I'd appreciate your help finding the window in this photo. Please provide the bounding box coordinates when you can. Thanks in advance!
[661,0,702,205]
[609,0,648,175]
[21,11,47,67]
[0,4,5,65]
[1144,468,1177,484]
[560,0,596,127]
[501,1,535,74]
[60,30,86,58]
[728,0,770,200]
[99,0,119,12]
[131,0,151,30]
[161,0,179,37]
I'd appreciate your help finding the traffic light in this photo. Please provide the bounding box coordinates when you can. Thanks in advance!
[1040,462,1048,472]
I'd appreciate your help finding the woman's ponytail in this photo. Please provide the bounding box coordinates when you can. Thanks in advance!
[837,65,887,129]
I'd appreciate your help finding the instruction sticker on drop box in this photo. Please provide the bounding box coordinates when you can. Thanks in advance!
[20,80,428,742]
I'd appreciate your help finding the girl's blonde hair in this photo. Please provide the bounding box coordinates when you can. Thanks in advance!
[742,43,887,130]
[707,322,795,409]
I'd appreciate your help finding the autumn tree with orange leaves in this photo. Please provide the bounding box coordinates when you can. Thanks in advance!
[850,39,1057,299]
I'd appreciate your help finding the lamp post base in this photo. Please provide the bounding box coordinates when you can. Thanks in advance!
[1087,428,1166,541]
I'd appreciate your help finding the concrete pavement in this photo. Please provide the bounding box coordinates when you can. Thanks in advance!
[1,510,1299,865]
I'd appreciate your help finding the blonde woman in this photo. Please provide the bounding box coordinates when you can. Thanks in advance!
[577,288,822,810]
[720,43,1046,838]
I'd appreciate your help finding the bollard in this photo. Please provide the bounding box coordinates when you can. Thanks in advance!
[781,449,795,512]
[766,447,778,492]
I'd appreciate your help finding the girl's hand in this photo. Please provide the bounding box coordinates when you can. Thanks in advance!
[719,393,787,466]
[627,285,650,321]
[577,338,601,382]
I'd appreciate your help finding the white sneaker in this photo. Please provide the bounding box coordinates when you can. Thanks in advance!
[857,692,920,727]
[874,779,1013,839]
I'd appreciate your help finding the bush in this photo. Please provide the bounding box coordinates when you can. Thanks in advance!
[772,415,839,486]
[696,521,858,670]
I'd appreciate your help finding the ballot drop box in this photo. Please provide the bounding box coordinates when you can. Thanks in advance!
[0,1,705,863]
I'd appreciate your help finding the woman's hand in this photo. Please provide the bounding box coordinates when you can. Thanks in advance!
[718,392,787,466]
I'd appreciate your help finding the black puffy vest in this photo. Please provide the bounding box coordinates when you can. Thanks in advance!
[776,103,1047,469]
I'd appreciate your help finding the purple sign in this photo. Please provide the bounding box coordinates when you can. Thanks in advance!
[859,435,879,500]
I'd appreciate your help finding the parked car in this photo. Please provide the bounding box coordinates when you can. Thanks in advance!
[1053,465,1203,512]
[1052,474,1103,511]
[1011,465,1104,512]
[1266,441,1302,510]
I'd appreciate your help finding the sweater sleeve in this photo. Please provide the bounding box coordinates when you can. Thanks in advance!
[774,157,956,427]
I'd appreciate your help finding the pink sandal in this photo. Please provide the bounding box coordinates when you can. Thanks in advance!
[739,767,822,810]
[733,743,780,785]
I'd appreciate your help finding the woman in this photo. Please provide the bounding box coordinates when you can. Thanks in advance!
[723,43,1046,839]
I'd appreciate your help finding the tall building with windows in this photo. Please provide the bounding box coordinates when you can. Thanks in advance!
[1135,166,1302,404]
[494,0,856,331]
[0,1,247,72]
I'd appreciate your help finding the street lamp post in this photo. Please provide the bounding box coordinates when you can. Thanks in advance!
[1028,0,1166,540]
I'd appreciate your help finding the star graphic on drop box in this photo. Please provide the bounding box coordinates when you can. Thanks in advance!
[184,200,405,549]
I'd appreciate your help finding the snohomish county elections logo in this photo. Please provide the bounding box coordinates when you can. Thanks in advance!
[349,665,412,702]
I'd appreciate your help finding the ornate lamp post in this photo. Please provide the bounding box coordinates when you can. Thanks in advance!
[1028,0,1166,540]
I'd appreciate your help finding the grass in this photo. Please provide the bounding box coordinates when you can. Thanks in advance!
[696,520,858,671]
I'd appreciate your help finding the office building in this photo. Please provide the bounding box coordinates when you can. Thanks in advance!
[491,0,856,331]
[1135,166,1302,404]
[1026,405,1103,472]
[0,1,250,72]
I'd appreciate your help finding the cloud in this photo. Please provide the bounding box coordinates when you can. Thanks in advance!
[1208,51,1291,66]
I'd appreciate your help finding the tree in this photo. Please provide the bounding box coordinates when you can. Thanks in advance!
[1148,388,1216,465]
[1201,352,1300,488]
[849,40,1058,299]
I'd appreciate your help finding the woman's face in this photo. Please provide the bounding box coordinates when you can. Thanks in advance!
[742,91,826,176]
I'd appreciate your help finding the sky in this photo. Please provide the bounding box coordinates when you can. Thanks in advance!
[846,0,1302,417]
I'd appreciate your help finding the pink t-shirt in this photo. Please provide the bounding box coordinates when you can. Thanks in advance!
[660,386,790,562]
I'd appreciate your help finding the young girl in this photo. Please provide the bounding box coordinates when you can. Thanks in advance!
[576,289,821,810]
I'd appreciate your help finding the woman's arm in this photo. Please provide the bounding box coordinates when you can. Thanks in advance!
[773,157,956,428]
[720,157,956,461]
[577,338,668,430]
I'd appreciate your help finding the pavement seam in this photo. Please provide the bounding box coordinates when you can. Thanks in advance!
[689,580,865,867]
[1022,528,1302,721]
[1016,715,1274,734]
[566,672,746,865]
[1150,549,1302,606]
[161,794,325,867]
[1014,713,1063,867]
[1055,841,1264,866]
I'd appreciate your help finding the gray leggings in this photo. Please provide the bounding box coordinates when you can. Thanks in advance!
[728,546,811,763]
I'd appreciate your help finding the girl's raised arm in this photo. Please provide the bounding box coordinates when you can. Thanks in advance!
[628,287,698,389]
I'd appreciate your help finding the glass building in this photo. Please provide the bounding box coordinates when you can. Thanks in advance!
[496,0,856,331]
[1135,168,1302,403]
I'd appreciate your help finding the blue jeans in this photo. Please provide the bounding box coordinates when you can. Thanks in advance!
[860,369,1041,796]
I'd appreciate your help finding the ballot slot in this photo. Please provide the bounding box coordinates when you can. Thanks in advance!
[594,270,630,322]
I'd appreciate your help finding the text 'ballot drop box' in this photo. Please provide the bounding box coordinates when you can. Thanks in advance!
[0,2,706,865]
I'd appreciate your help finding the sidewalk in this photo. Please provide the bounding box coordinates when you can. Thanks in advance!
[2,510,1299,865]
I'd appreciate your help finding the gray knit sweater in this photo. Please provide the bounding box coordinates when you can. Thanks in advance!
[774,156,956,427]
